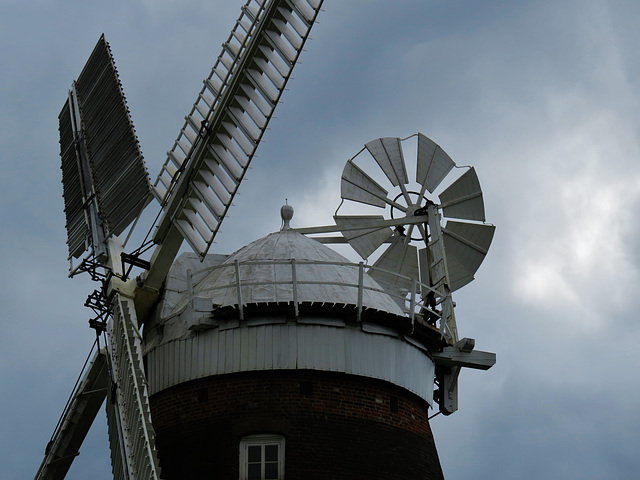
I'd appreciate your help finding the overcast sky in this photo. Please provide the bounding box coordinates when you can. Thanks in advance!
[2,0,640,479]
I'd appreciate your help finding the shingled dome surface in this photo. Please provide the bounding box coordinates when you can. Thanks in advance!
[185,229,406,317]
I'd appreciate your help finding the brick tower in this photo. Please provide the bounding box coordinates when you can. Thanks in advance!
[143,208,447,479]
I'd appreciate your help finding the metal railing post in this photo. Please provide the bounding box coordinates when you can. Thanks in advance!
[357,262,364,322]
[291,259,299,318]
[409,278,416,333]
[234,260,244,320]
[186,268,194,325]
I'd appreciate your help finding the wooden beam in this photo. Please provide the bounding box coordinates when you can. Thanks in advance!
[432,347,496,370]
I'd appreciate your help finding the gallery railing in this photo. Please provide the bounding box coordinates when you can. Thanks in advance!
[185,259,451,338]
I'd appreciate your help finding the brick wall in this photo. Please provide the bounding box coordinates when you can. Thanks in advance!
[150,369,444,479]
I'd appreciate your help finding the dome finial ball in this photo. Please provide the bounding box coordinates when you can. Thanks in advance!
[281,201,294,230]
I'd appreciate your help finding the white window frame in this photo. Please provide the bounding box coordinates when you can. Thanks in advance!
[239,434,285,480]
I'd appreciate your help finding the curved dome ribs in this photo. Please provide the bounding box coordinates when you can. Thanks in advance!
[336,133,495,344]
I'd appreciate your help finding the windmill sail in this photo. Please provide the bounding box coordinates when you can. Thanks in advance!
[368,238,419,310]
[105,295,162,480]
[416,133,455,193]
[34,349,109,480]
[334,215,393,259]
[442,221,496,291]
[59,35,150,262]
[438,167,485,221]
[152,0,324,259]
[365,137,408,187]
[340,160,390,208]
[334,134,495,345]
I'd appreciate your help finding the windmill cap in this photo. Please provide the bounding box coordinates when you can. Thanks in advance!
[174,229,406,317]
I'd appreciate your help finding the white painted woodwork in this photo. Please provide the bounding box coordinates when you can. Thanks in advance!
[442,221,496,292]
[439,167,485,221]
[106,295,162,480]
[365,137,408,187]
[145,321,435,407]
[34,350,109,480]
[333,215,392,259]
[151,0,325,260]
[340,160,389,208]
[416,133,455,194]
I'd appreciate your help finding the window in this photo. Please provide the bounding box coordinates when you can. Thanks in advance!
[239,434,285,480]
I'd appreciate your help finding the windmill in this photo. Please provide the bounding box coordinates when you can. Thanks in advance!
[36,0,496,478]
[295,133,496,414]
[35,1,324,478]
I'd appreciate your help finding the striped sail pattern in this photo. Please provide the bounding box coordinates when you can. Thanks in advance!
[59,35,150,261]
[106,296,161,480]
[153,0,324,257]
[105,398,126,480]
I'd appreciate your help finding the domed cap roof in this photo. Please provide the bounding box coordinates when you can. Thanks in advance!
[185,229,406,317]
